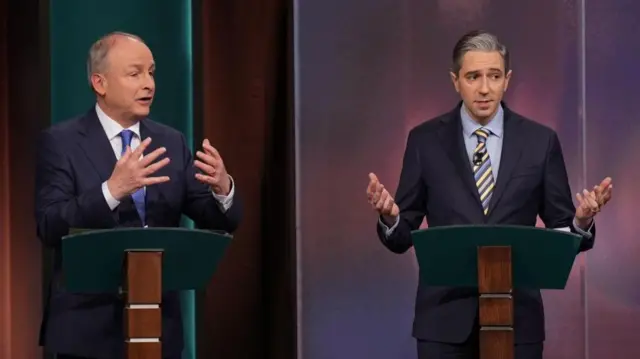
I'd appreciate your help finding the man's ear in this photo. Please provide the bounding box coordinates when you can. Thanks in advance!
[91,73,107,96]
[504,69,513,92]
[449,71,460,93]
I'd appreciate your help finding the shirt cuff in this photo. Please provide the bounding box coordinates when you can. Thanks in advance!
[102,181,120,211]
[378,215,400,236]
[572,218,594,239]
[212,175,235,212]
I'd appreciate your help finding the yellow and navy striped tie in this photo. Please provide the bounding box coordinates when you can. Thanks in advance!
[473,128,494,215]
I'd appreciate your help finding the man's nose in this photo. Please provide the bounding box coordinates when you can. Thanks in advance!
[478,77,489,94]
[144,75,155,91]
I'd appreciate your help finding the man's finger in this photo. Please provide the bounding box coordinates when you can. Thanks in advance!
[371,183,381,202]
[582,189,599,211]
[139,147,167,167]
[598,177,613,189]
[375,190,387,209]
[194,160,216,176]
[375,194,386,211]
[382,196,394,213]
[594,184,603,199]
[142,157,171,176]
[367,174,378,196]
[390,203,400,217]
[602,185,613,203]
[366,183,376,198]
[585,189,598,204]
[120,145,133,163]
[599,184,613,205]
[196,151,219,168]
[195,173,219,186]
[132,137,153,158]
[142,176,171,186]
[203,139,221,159]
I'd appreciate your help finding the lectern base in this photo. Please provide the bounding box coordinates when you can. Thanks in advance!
[126,342,162,359]
[477,246,514,359]
[480,329,514,359]
[124,250,163,359]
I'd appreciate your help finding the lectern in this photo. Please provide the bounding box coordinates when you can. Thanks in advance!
[61,227,232,359]
[412,225,582,359]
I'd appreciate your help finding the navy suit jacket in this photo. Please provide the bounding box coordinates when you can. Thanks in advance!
[35,108,242,359]
[376,102,595,344]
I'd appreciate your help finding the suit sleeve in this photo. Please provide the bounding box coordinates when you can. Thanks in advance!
[34,130,118,247]
[539,132,595,252]
[376,129,427,254]
[180,134,242,233]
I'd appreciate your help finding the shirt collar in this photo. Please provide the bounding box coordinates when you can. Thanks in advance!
[95,103,141,141]
[460,103,504,139]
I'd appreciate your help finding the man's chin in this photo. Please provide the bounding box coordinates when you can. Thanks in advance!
[132,108,151,118]
[470,108,497,124]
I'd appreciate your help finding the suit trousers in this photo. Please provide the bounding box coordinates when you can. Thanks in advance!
[417,336,543,359]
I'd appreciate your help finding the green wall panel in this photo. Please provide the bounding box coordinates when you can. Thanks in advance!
[49,1,195,358]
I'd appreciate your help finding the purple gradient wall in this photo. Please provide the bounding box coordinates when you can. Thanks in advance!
[295,0,640,358]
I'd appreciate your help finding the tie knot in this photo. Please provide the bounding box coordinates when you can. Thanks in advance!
[120,129,135,148]
[474,128,490,143]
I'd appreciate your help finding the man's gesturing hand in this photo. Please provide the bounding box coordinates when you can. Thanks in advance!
[106,137,171,201]
[194,139,231,195]
[574,176,613,229]
[366,172,399,225]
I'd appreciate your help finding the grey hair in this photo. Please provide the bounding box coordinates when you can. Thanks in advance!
[451,30,509,75]
[86,31,145,88]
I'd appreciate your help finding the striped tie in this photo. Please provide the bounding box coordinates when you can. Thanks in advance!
[473,128,495,215]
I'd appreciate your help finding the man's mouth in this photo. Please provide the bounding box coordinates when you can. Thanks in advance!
[136,97,153,104]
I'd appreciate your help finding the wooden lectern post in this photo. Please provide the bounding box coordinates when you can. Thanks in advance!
[477,246,514,359]
[123,251,163,359]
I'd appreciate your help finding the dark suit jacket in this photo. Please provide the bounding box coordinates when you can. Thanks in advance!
[376,102,594,345]
[34,108,242,359]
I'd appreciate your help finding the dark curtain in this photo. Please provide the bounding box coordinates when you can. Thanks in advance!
[195,0,296,359]
[0,0,49,358]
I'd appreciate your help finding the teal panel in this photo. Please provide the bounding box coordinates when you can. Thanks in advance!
[50,1,195,358]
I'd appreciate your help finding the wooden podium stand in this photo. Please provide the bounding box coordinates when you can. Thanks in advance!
[477,246,514,359]
[62,228,232,359]
[412,225,582,359]
[124,250,163,358]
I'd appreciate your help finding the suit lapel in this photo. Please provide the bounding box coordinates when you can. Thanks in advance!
[77,109,118,182]
[487,106,524,215]
[437,106,484,211]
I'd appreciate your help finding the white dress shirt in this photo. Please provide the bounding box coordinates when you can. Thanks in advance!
[95,104,234,213]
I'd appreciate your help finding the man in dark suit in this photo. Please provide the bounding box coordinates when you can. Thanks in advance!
[366,30,613,359]
[34,32,242,359]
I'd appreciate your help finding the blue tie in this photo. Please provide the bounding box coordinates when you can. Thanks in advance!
[120,129,146,225]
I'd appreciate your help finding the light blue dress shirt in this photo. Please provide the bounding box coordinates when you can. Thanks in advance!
[460,104,503,181]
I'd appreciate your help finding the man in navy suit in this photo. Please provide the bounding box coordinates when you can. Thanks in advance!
[35,32,242,359]
[366,30,613,359]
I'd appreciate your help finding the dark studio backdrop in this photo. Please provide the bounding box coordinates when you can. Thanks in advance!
[0,0,295,358]
[2,0,640,359]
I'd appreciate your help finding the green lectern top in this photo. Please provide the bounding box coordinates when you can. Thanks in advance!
[411,225,582,290]
[61,227,232,293]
